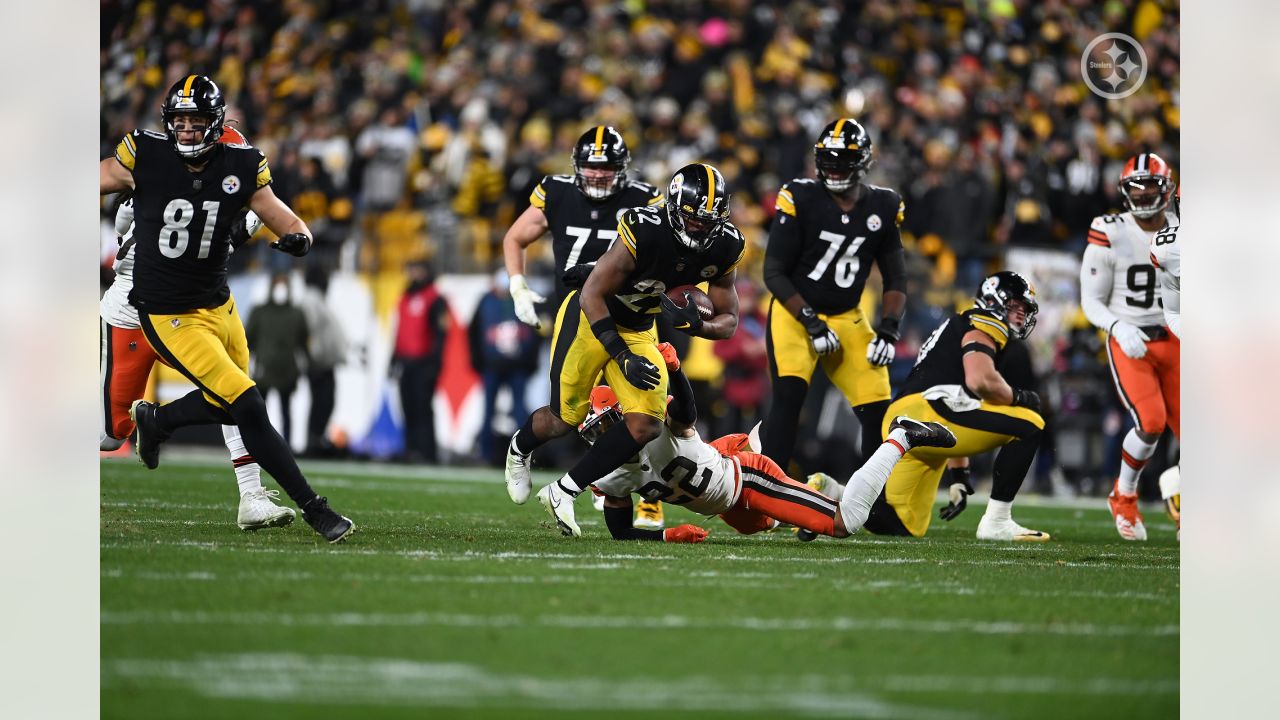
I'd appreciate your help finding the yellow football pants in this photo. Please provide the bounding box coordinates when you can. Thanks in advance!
[138,295,254,408]
[768,300,890,407]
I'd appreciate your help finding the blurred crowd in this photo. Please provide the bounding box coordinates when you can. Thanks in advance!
[100,0,1179,496]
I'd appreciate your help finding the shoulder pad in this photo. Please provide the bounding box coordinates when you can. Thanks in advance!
[1087,215,1118,247]
[626,180,660,194]
[963,309,1010,348]
[548,174,576,184]
[140,129,168,140]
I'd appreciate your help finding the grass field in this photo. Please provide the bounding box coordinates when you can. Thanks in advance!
[101,452,1179,720]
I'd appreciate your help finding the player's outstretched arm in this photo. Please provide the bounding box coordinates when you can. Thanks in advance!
[249,184,313,256]
[503,205,550,327]
[602,495,707,543]
[100,157,134,194]
[699,270,740,340]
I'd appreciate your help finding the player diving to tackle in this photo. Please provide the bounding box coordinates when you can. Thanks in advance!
[860,271,1050,541]
[504,163,744,537]
[581,343,956,542]
[101,124,294,531]
[99,74,353,542]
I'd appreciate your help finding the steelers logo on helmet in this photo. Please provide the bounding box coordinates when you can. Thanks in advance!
[572,126,631,200]
[814,118,873,194]
[161,74,227,160]
[975,270,1040,339]
[666,163,730,253]
[1117,152,1176,219]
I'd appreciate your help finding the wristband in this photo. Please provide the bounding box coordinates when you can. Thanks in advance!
[590,317,629,358]
[876,316,901,342]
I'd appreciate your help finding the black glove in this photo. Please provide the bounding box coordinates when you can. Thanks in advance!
[229,211,252,250]
[939,467,975,521]
[799,307,840,355]
[659,292,705,335]
[614,350,662,390]
[271,232,312,257]
[561,263,595,289]
[1012,388,1041,413]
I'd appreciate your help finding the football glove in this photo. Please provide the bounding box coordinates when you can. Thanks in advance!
[800,307,840,355]
[663,524,709,543]
[1110,321,1150,359]
[509,274,545,328]
[271,232,312,257]
[939,468,975,522]
[561,262,595,289]
[1012,388,1041,413]
[866,333,895,366]
[657,341,681,372]
[614,350,661,390]
[659,292,705,335]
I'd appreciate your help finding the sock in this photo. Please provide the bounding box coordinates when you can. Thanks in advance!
[555,475,582,497]
[222,424,263,496]
[156,389,234,433]
[228,389,317,507]
[885,426,910,452]
[562,420,647,495]
[759,376,809,471]
[985,499,1012,521]
[839,440,908,533]
[512,415,543,456]
[990,432,1040,502]
[853,400,890,457]
[1117,430,1157,495]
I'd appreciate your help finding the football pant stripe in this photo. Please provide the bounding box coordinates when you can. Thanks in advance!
[741,465,838,515]
[1105,335,1148,432]
[925,398,1044,440]
[547,292,581,419]
[101,318,115,439]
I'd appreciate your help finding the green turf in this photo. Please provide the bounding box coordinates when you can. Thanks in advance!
[101,454,1178,720]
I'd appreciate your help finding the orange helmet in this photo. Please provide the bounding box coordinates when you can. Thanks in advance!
[218,123,249,146]
[1118,153,1176,219]
[578,386,622,445]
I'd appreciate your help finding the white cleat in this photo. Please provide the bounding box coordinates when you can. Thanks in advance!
[976,515,1051,542]
[505,438,532,504]
[237,488,296,531]
[537,483,581,537]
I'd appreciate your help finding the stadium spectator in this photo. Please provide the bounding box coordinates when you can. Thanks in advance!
[392,259,449,464]
[245,274,310,446]
[467,268,540,464]
[297,266,348,457]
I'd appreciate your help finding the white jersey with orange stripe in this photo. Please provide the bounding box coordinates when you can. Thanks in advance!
[1080,210,1179,330]
[1149,223,1181,337]
[592,424,741,516]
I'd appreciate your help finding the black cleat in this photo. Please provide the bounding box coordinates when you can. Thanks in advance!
[889,416,957,450]
[796,529,818,542]
[129,400,169,470]
[301,496,355,543]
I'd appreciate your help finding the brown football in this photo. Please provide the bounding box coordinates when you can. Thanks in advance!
[665,285,714,320]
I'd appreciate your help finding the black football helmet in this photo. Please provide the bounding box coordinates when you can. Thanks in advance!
[975,271,1039,339]
[572,126,630,200]
[161,74,226,159]
[666,163,730,253]
[814,118,873,193]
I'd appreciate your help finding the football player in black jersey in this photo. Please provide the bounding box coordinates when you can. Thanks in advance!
[505,164,745,537]
[859,271,1050,541]
[500,126,667,527]
[759,118,908,474]
[99,74,354,543]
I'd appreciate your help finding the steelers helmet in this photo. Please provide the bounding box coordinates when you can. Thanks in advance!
[975,271,1039,339]
[814,118,873,193]
[666,163,730,253]
[571,126,630,200]
[161,74,226,159]
[1118,152,1176,219]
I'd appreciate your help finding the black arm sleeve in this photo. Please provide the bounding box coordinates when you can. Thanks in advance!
[603,504,664,541]
[667,367,697,426]
[763,214,803,303]
[876,239,907,295]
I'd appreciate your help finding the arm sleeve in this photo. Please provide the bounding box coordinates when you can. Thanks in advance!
[1160,269,1180,337]
[763,192,803,302]
[603,504,664,541]
[667,367,698,426]
[1079,243,1119,330]
[876,243,907,294]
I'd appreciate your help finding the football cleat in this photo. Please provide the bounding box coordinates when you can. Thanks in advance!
[537,482,581,537]
[505,436,532,505]
[1158,465,1180,524]
[634,500,665,529]
[301,496,355,544]
[888,416,957,450]
[1107,482,1148,541]
[976,515,1051,542]
[129,399,169,470]
[237,488,296,531]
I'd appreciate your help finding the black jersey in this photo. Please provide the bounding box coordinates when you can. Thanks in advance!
[898,308,1012,397]
[531,174,663,299]
[607,205,746,331]
[765,179,905,314]
[116,129,271,314]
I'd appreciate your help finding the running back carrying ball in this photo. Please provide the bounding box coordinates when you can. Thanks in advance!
[664,285,714,320]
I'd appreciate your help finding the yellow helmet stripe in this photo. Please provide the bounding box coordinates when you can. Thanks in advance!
[594,125,604,153]
[833,118,847,138]
[182,74,197,97]
[703,164,716,212]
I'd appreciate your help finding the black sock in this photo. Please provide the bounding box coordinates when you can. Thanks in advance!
[991,433,1041,502]
[562,420,646,495]
[949,465,972,490]
[853,400,890,459]
[512,413,544,456]
[759,375,809,471]
[228,389,317,507]
[156,389,234,433]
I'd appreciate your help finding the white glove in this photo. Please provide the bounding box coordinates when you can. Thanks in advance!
[811,328,840,355]
[1110,321,1150,359]
[114,197,135,236]
[244,210,263,238]
[866,336,895,366]
[509,274,545,328]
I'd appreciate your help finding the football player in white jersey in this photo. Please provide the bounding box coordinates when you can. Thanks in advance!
[100,124,294,531]
[538,344,957,540]
[1080,153,1180,541]
[1150,201,1181,535]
